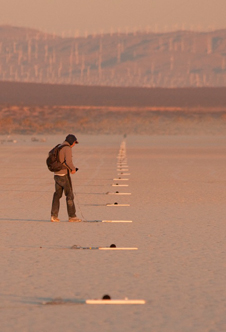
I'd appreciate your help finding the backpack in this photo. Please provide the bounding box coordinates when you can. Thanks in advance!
[46,144,67,172]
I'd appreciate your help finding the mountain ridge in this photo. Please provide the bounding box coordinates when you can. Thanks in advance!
[1,25,226,88]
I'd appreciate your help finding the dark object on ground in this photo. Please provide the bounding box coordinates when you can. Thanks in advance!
[102,294,111,300]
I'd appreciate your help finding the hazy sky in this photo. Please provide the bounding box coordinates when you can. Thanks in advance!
[1,0,226,36]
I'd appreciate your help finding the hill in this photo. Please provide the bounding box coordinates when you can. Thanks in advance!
[0,26,226,88]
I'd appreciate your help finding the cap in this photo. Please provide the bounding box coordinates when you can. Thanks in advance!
[65,134,79,145]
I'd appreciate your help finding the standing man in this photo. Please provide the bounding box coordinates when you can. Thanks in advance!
[51,134,81,222]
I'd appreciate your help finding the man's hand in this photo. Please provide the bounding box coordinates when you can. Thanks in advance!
[71,168,78,174]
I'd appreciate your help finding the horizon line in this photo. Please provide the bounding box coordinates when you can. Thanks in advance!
[1,24,225,39]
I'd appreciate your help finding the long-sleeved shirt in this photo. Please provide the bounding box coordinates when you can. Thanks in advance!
[54,141,76,175]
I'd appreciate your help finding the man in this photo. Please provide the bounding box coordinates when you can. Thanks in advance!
[51,134,81,222]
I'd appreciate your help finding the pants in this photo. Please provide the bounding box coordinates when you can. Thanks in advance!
[51,174,76,218]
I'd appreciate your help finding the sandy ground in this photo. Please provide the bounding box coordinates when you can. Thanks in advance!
[1,134,226,332]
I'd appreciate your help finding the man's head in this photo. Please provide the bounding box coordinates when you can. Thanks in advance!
[65,134,79,146]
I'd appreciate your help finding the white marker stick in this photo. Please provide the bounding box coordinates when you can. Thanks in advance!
[99,247,137,250]
[112,184,128,187]
[71,245,137,250]
[107,192,131,195]
[102,220,132,223]
[106,203,130,206]
[43,298,145,305]
[86,299,145,304]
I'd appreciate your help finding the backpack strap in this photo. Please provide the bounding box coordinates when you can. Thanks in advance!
[58,144,68,150]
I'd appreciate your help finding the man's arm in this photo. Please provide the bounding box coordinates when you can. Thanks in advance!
[64,146,76,173]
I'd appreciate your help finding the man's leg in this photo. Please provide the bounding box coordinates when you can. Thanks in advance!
[51,175,64,217]
[64,174,76,218]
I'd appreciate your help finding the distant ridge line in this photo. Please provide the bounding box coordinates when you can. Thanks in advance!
[1,24,226,38]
